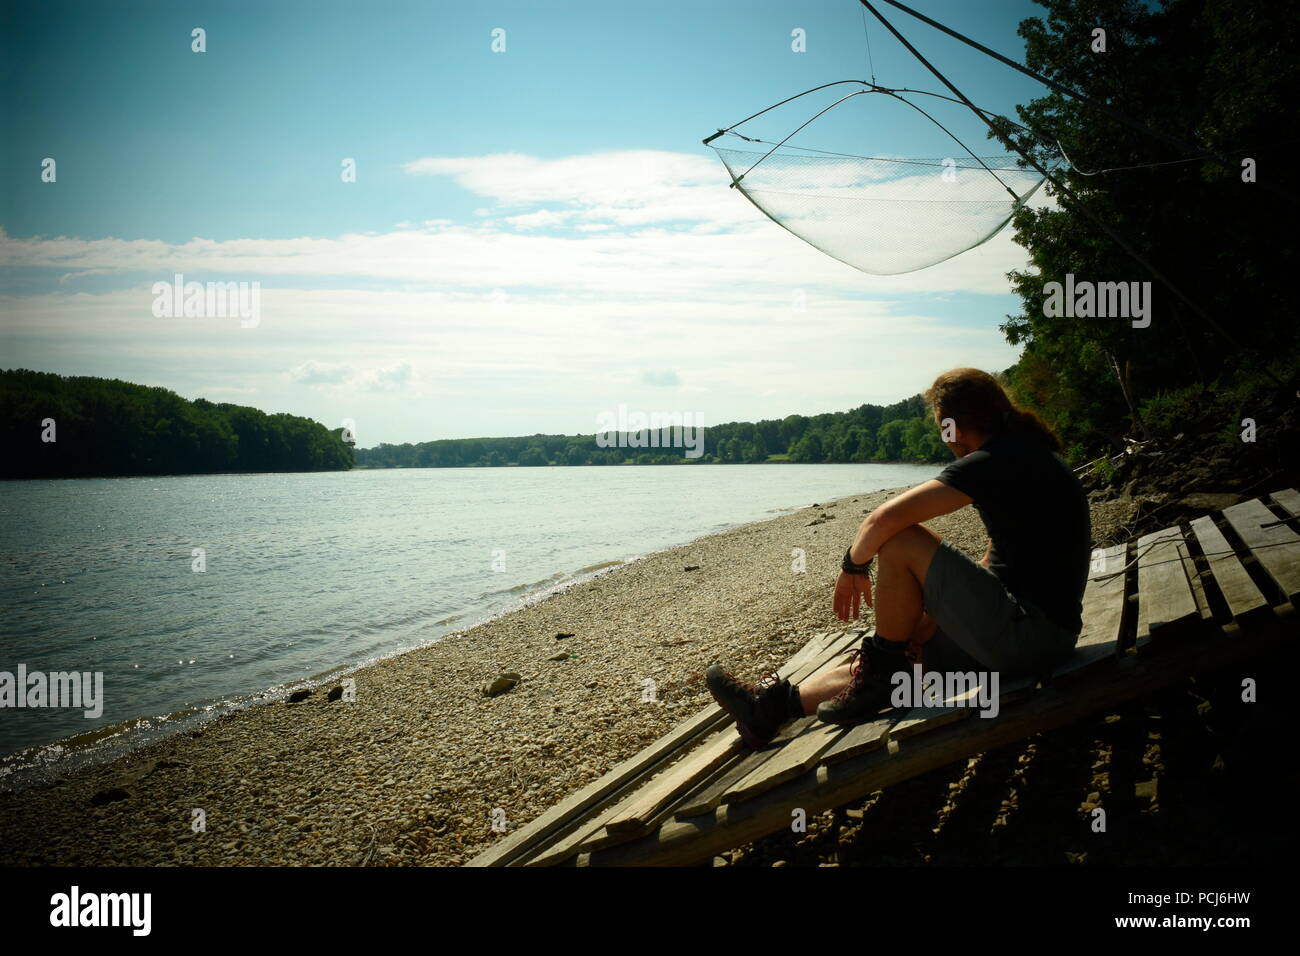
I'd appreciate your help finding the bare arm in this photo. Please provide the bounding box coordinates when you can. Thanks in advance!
[832,479,973,623]
[847,479,972,565]
[980,538,992,569]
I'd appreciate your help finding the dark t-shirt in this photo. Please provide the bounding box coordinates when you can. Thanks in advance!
[935,431,1091,635]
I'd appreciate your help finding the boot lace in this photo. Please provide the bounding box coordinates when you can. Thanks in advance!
[830,647,876,704]
[722,668,782,698]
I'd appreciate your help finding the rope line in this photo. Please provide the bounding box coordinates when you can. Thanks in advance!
[861,6,877,85]
[1092,534,1298,585]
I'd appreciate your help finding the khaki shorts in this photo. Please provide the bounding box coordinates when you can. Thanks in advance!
[914,540,1079,680]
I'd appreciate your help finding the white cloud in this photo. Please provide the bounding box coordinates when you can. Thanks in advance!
[353,360,414,392]
[289,361,353,385]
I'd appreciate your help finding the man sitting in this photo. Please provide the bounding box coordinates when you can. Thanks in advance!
[706,368,1092,747]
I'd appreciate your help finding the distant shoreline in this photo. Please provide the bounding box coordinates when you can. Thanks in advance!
[6,459,941,480]
[350,458,938,468]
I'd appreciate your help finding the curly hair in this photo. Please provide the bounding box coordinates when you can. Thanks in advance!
[924,368,1061,453]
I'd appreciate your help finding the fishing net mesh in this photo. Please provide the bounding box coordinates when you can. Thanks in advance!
[711,145,1049,275]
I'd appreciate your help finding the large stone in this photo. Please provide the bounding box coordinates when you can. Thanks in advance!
[483,673,521,698]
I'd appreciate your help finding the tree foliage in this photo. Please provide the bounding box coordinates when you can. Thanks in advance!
[356,395,948,468]
[994,0,1298,455]
[1,369,354,478]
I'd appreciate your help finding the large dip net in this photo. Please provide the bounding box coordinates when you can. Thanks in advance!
[710,145,1048,275]
[705,82,1057,275]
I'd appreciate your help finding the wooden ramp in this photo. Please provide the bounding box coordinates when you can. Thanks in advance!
[467,489,1300,867]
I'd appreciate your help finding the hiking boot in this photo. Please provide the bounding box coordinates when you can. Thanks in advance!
[705,664,796,749]
[816,640,910,726]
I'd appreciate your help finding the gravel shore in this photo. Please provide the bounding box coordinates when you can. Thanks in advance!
[0,488,1153,866]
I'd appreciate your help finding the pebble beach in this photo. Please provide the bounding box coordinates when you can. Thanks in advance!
[4,486,1252,868]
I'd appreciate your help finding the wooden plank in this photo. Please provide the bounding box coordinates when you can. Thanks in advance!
[468,692,723,866]
[886,663,1042,740]
[726,720,847,803]
[522,726,738,866]
[667,631,864,820]
[1135,527,1201,650]
[1190,515,1269,624]
[673,716,816,818]
[593,633,860,837]
[556,630,858,848]
[821,668,1033,766]
[604,729,744,835]
[1267,488,1300,524]
[1182,536,1213,623]
[710,636,1026,805]
[887,705,971,740]
[818,715,893,765]
[470,628,837,866]
[1048,543,1127,681]
[998,674,1039,706]
[1223,497,1300,602]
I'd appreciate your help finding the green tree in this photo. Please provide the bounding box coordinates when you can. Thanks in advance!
[874,420,907,461]
[995,0,1299,454]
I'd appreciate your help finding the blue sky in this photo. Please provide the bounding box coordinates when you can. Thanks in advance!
[1,0,1054,446]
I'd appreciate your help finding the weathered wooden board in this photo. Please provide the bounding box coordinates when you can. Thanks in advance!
[604,729,745,835]
[1182,533,1214,623]
[1135,527,1201,650]
[672,716,816,818]
[818,714,894,765]
[1223,497,1300,602]
[668,631,864,820]
[552,629,859,849]
[598,632,862,836]
[997,674,1040,707]
[884,664,1040,741]
[1190,515,1269,624]
[725,719,848,804]
[1267,488,1300,525]
[1050,543,1127,680]
[887,705,972,740]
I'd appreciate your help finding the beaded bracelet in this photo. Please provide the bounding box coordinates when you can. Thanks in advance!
[842,546,873,575]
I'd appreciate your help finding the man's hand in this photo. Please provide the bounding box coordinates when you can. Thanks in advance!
[833,571,872,621]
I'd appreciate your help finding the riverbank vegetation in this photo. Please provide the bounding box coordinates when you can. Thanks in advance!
[0,369,354,479]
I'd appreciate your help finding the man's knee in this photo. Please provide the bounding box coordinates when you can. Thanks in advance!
[878,524,941,570]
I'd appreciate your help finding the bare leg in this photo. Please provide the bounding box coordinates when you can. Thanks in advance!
[873,524,941,644]
[795,525,943,715]
[796,662,856,715]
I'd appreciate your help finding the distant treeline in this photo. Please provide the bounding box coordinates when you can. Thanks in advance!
[1,369,354,479]
[357,395,950,468]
